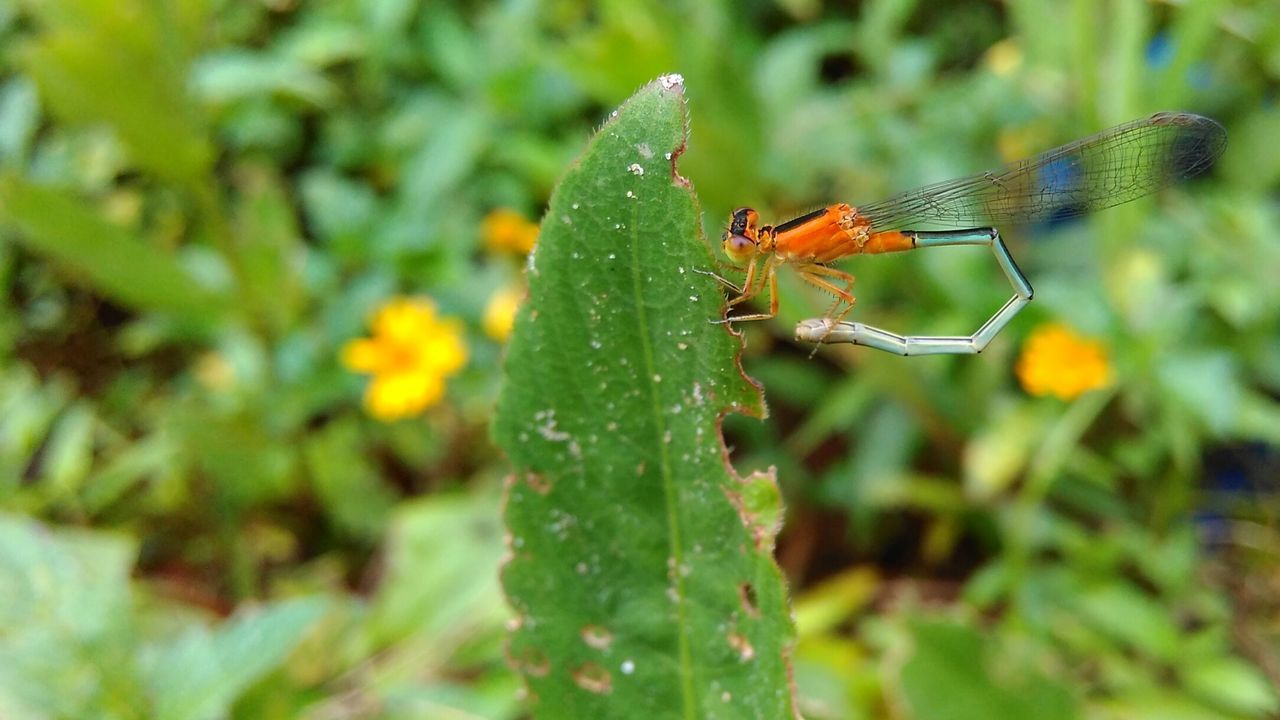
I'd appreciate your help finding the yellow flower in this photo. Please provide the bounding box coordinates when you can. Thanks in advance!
[194,352,235,391]
[482,208,539,255]
[1015,323,1113,401]
[996,124,1052,164]
[984,38,1023,77]
[484,285,523,342]
[341,297,467,421]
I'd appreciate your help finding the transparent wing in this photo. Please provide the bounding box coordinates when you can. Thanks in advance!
[857,112,1227,231]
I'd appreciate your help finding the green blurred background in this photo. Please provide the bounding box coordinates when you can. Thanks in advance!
[1,0,1278,718]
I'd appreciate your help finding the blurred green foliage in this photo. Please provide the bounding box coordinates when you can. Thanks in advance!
[0,0,1275,718]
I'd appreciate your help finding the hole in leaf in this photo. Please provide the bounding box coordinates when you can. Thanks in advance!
[572,662,613,694]
[726,631,755,662]
[514,646,550,677]
[739,582,760,618]
[580,624,614,650]
[524,471,551,494]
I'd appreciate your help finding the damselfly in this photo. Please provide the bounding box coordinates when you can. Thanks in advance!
[706,112,1226,355]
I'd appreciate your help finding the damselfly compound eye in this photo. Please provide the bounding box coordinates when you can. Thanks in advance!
[728,234,754,254]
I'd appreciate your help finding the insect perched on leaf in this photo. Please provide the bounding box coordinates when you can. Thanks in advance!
[703,112,1226,355]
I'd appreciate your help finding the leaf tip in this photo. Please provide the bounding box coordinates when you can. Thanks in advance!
[623,73,691,187]
[656,73,685,90]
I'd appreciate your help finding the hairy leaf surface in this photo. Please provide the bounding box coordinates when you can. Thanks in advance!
[493,76,796,719]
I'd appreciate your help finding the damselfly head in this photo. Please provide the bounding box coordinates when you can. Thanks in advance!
[723,207,761,264]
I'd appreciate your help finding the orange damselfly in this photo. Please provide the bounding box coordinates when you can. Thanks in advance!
[706,112,1226,355]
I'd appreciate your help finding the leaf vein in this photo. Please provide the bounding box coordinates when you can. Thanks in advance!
[627,200,696,719]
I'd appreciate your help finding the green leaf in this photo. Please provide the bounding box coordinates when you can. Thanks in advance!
[1181,655,1280,718]
[173,403,297,511]
[231,163,306,335]
[962,401,1045,502]
[302,418,397,541]
[493,76,797,718]
[367,492,508,656]
[0,513,138,718]
[0,176,227,320]
[19,0,213,182]
[34,400,95,504]
[0,365,72,500]
[81,433,177,514]
[1069,580,1181,662]
[897,618,1077,720]
[143,597,327,720]
[0,511,135,639]
[192,50,339,108]
[0,76,39,168]
[1156,351,1244,436]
